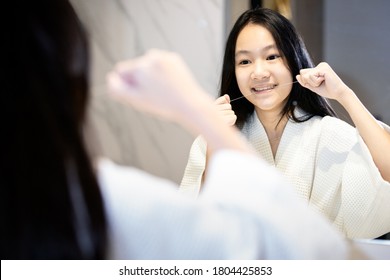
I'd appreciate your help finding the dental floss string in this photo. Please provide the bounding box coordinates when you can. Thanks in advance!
[229,80,299,103]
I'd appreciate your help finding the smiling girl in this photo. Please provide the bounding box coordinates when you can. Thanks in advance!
[180,8,390,239]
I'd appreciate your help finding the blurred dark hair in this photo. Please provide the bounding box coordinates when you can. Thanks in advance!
[1,0,107,259]
[220,8,336,127]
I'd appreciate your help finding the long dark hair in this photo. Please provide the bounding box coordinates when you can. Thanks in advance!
[220,8,336,127]
[1,0,107,259]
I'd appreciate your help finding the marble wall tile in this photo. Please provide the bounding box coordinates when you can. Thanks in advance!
[71,0,226,184]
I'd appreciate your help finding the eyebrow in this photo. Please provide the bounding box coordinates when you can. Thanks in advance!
[235,44,277,57]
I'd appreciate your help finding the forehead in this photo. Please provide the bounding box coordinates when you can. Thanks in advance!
[236,23,275,51]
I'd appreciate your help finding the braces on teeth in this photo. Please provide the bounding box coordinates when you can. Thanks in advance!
[230,80,299,103]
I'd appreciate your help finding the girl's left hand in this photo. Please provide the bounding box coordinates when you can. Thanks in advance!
[296,62,350,102]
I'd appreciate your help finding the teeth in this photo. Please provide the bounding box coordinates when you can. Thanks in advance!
[254,85,274,91]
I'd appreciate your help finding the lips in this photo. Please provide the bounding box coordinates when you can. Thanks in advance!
[251,84,276,94]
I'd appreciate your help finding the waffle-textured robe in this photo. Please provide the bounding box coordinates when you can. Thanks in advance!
[97,151,348,259]
[180,110,390,239]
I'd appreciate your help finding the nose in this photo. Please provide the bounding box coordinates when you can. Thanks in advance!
[251,60,270,80]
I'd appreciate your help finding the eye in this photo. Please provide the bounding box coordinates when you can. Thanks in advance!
[266,54,281,61]
[238,59,251,65]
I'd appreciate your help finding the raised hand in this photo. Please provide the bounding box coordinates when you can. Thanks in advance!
[296,62,350,103]
[215,94,237,126]
[107,49,213,123]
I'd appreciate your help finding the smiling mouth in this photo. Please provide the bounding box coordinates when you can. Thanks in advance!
[251,84,276,94]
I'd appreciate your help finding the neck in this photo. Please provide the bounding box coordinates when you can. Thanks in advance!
[255,109,289,158]
[255,108,288,139]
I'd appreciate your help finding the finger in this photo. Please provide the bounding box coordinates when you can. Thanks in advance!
[215,95,230,105]
[107,71,176,121]
[299,68,310,75]
[219,113,237,126]
[107,71,133,98]
[298,70,324,88]
[219,109,236,117]
[107,71,145,108]
[309,73,325,87]
[115,55,156,87]
[295,74,316,92]
[296,74,302,85]
[107,70,151,106]
[217,103,233,111]
[297,69,311,86]
[115,55,143,75]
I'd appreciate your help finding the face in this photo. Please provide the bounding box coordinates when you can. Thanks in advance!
[235,23,293,116]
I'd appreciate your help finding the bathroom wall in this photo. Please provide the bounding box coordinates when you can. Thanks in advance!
[292,0,390,125]
[70,0,226,184]
[323,0,390,124]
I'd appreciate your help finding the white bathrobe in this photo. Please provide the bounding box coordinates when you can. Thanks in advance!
[97,151,348,259]
[180,110,390,239]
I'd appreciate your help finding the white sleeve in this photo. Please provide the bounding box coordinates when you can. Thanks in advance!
[312,117,390,239]
[97,153,348,260]
[341,132,390,238]
[179,136,207,198]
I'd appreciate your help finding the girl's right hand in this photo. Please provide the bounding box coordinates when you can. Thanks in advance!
[107,49,212,124]
[215,94,237,126]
